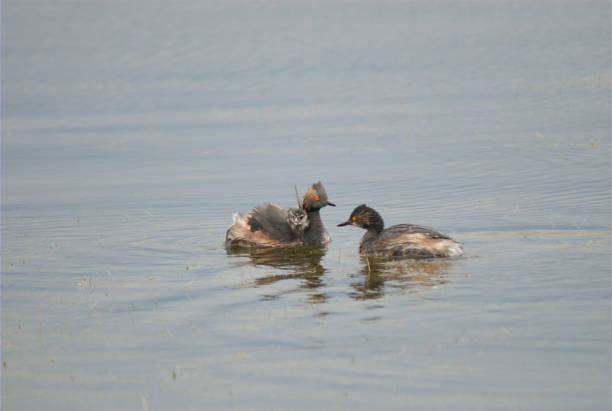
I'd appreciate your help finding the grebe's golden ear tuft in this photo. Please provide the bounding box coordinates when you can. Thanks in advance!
[303,185,317,201]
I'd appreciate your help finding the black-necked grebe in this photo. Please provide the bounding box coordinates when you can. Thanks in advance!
[338,204,464,258]
[226,181,335,248]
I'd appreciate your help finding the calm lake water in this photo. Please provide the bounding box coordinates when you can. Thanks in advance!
[2,1,611,410]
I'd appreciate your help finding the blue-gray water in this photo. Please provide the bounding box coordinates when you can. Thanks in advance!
[2,1,611,410]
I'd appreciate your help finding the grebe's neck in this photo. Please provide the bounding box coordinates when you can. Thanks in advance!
[359,215,384,247]
[367,213,385,234]
[302,209,327,245]
[360,226,381,244]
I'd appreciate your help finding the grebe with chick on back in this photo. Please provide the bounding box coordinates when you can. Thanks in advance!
[226,181,335,248]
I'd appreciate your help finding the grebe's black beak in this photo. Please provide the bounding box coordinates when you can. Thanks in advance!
[337,220,350,227]
[327,201,336,207]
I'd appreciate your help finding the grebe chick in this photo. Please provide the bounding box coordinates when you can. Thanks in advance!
[226,181,335,248]
[338,204,464,258]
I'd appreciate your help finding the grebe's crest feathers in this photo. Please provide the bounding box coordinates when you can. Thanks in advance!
[302,181,335,210]
[352,204,383,228]
[339,204,384,231]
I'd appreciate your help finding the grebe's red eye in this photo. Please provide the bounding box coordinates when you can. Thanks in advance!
[352,216,356,221]
[315,195,320,201]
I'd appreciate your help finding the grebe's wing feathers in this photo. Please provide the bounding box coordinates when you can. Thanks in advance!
[248,203,300,242]
[383,224,451,239]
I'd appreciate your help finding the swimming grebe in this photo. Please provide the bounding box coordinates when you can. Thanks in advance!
[226,181,335,248]
[338,204,463,258]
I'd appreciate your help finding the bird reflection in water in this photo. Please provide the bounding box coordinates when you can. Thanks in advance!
[226,245,328,305]
[350,255,453,300]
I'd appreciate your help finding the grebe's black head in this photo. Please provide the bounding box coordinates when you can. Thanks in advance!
[302,181,335,211]
[338,204,384,232]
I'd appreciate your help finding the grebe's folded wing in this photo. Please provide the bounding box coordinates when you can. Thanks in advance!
[248,203,300,241]
[383,224,451,239]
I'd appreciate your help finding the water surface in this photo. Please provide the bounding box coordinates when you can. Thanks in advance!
[2,1,611,410]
